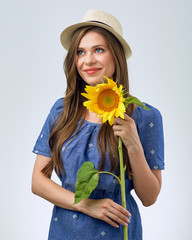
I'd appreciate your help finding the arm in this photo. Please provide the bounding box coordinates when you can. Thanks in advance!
[31,154,78,210]
[127,149,162,206]
[113,114,162,206]
[31,154,131,227]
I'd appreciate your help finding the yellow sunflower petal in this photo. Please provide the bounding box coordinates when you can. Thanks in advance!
[107,109,115,125]
[81,93,90,99]
[81,77,126,125]
[109,114,115,125]
[85,85,97,92]
[106,77,117,88]
[119,85,123,92]
[83,101,92,109]
[118,102,126,111]
[115,108,125,119]
[102,112,110,123]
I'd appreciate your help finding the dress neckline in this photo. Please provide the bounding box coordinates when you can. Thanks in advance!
[81,103,144,125]
[83,118,102,126]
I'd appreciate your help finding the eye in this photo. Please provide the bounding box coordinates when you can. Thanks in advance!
[77,50,84,55]
[95,48,103,53]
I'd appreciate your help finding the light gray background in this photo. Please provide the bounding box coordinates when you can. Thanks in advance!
[1,0,191,239]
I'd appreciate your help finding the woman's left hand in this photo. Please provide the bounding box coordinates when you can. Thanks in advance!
[112,114,142,153]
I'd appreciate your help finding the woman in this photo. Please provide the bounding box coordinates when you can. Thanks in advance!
[32,9,164,240]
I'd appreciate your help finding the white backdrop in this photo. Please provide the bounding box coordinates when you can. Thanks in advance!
[0,0,191,239]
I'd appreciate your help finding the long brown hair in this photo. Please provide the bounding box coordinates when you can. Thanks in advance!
[41,26,133,178]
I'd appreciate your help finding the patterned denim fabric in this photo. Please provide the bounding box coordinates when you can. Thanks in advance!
[33,98,164,240]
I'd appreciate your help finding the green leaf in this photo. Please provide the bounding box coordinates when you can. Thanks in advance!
[121,89,129,97]
[124,97,150,110]
[73,162,99,204]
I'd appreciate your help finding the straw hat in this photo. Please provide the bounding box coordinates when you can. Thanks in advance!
[60,9,132,59]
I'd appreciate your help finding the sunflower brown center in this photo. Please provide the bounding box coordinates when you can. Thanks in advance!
[98,89,119,111]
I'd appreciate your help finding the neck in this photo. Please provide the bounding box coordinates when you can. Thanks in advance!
[83,109,102,124]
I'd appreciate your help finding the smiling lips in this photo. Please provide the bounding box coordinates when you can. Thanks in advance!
[84,68,101,74]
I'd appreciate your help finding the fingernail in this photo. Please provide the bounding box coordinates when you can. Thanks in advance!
[116,224,119,228]
[124,223,128,226]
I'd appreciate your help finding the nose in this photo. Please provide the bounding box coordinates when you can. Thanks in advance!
[84,52,96,65]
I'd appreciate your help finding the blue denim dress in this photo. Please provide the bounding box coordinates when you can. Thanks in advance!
[33,98,164,240]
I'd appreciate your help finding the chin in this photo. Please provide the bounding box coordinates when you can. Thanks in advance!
[83,77,103,86]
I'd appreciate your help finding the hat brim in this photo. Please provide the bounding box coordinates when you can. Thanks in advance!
[60,22,132,59]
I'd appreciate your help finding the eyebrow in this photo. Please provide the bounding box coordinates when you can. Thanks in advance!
[77,44,106,50]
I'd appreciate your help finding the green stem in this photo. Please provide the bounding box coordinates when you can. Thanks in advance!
[99,171,121,184]
[118,137,128,240]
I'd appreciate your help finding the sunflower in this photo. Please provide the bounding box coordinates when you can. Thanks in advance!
[81,77,126,125]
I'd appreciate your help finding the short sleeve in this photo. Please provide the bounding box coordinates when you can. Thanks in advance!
[32,98,64,157]
[132,104,165,170]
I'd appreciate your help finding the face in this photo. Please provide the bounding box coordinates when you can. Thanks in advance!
[75,31,115,86]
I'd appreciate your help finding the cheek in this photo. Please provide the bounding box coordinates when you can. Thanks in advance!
[102,54,115,74]
[106,59,115,75]
[110,61,115,74]
[75,57,82,71]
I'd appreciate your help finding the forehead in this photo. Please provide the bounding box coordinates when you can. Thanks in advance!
[78,31,107,48]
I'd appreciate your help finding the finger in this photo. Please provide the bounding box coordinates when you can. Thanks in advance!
[103,199,131,217]
[113,114,132,124]
[112,124,122,131]
[112,202,131,217]
[113,117,123,125]
[107,207,130,225]
[107,212,129,226]
[123,113,131,120]
[102,216,120,228]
